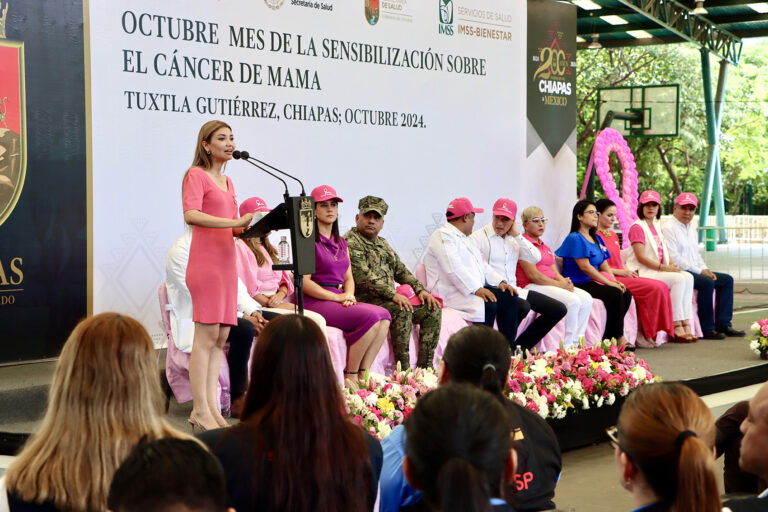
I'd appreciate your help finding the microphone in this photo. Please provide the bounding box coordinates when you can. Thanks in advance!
[235,150,306,195]
[233,150,289,197]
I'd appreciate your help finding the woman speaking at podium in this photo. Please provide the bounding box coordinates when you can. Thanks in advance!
[182,120,253,431]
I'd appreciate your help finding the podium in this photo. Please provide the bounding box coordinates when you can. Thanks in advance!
[240,195,316,314]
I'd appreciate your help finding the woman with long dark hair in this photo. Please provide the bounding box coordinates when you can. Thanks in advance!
[555,200,632,344]
[200,314,382,512]
[625,190,696,342]
[182,120,254,430]
[611,382,721,512]
[404,384,516,512]
[302,185,391,383]
[595,198,674,343]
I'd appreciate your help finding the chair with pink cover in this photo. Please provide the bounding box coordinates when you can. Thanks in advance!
[158,282,229,410]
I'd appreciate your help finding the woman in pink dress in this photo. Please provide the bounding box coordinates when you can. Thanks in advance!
[182,120,253,431]
[595,198,674,343]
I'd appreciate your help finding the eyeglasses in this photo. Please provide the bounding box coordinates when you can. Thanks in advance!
[585,210,600,216]
[529,217,548,224]
[606,426,620,449]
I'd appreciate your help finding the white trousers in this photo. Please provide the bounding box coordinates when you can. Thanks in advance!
[636,268,693,321]
[524,284,593,345]
[262,306,328,338]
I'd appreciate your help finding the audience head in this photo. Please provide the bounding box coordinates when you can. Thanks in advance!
[355,195,388,240]
[614,382,719,512]
[4,313,185,512]
[404,384,515,512]
[569,199,599,235]
[441,325,511,398]
[673,193,698,225]
[108,438,230,512]
[445,197,483,235]
[191,120,233,170]
[238,314,372,511]
[739,380,768,482]
[311,184,342,242]
[521,206,546,239]
[595,198,617,231]
[637,190,662,221]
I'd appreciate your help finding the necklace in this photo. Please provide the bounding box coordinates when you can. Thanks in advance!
[319,236,343,261]
[598,228,612,237]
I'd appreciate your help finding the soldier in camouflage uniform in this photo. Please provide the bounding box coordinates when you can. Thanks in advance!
[344,196,442,369]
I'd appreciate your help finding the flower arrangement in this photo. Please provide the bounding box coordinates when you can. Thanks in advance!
[343,340,658,440]
[748,319,768,359]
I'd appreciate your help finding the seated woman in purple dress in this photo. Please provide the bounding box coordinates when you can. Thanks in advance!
[303,185,391,384]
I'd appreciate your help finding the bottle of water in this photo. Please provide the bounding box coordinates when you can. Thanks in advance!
[278,236,290,264]
[221,385,231,418]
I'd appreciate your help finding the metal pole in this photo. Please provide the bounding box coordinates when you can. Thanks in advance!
[713,59,729,243]
[698,48,718,244]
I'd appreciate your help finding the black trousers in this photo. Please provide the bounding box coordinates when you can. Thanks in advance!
[227,311,281,399]
[474,286,527,348]
[574,281,632,340]
[515,290,568,350]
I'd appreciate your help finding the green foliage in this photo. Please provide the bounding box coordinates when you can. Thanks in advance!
[577,40,768,213]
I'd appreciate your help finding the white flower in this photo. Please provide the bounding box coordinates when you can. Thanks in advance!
[751,322,761,334]
[378,422,392,439]
[420,371,438,388]
[364,393,380,407]
[599,361,613,372]
[582,397,590,410]
[750,340,761,355]
[597,396,605,408]
[631,366,648,381]
[607,393,616,405]
[529,359,549,379]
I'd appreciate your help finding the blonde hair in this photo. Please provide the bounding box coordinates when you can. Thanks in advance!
[520,206,543,223]
[182,120,232,187]
[4,313,192,512]
[246,237,279,267]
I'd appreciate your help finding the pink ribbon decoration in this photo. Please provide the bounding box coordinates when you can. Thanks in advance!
[579,129,639,248]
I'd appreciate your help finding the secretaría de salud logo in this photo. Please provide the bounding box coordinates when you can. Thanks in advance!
[365,0,380,25]
[264,0,285,10]
[0,2,27,227]
[439,0,454,36]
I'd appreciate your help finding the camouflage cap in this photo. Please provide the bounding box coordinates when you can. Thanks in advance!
[358,195,388,216]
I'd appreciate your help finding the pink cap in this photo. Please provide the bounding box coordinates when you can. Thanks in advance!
[311,185,343,203]
[675,192,698,207]
[446,197,484,219]
[396,284,444,308]
[638,190,661,205]
[239,196,270,217]
[492,198,517,220]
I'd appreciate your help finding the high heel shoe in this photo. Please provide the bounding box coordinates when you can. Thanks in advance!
[188,418,208,433]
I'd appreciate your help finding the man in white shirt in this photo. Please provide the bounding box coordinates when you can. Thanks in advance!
[661,193,744,339]
[471,198,567,350]
[723,380,768,511]
[166,226,273,417]
[424,197,523,348]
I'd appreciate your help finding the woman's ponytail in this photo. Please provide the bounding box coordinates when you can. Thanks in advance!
[674,433,720,512]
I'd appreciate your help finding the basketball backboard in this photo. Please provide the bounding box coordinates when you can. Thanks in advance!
[597,84,679,137]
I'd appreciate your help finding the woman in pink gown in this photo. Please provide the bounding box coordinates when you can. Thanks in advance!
[595,199,674,343]
[182,120,253,431]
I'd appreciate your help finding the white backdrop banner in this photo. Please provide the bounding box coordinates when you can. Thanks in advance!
[88,0,575,344]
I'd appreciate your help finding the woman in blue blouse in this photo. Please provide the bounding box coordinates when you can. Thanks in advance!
[555,200,632,344]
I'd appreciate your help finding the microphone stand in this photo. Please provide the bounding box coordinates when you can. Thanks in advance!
[234,152,309,315]
[244,155,306,196]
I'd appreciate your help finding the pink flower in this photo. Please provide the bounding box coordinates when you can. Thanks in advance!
[526,401,539,413]
[761,325,768,337]
[509,380,522,393]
